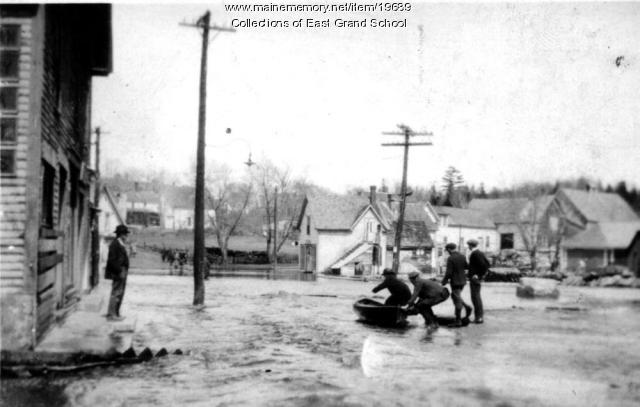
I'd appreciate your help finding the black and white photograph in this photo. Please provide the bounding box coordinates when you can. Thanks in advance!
[1,1,640,406]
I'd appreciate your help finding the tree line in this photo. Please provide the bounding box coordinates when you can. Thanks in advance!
[104,164,640,267]
[401,166,640,213]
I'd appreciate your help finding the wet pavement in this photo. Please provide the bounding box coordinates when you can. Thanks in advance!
[3,275,640,406]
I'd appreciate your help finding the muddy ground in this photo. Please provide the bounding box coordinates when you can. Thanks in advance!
[3,275,640,406]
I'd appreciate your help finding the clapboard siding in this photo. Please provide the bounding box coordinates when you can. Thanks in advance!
[0,247,25,256]
[0,19,31,291]
[1,220,27,229]
[0,238,25,246]
[2,5,111,350]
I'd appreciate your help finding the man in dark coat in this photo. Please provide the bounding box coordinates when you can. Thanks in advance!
[467,239,491,323]
[441,243,472,327]
[406,270,450,329]
[105,224,130,321]
[372,268,411,306]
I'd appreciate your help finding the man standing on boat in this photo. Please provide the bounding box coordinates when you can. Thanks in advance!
[467,239,491,323]
[405,271,450,329]
[371,268,411,306]
[441,243,472,327]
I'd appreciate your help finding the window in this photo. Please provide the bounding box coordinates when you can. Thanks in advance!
[0,87,17,110]
[500,233,514,250]
[41,160,56,228]
[58,165,67,223]
[306,215,310,235]
[1,50,19,77]
[486,236,490,249]
[1,149,15,174]
[1,118,16,142]
[1,25,20,177]
[1,25,20,46]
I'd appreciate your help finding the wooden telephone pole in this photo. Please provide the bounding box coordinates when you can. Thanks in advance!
[273,186,278,272]
[382,124,433,273]
[181,11,235,306]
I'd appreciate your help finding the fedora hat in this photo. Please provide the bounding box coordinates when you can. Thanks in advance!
[114,224,130,236]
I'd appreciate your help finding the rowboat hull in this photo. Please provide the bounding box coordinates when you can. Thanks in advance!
[353,298,407,327]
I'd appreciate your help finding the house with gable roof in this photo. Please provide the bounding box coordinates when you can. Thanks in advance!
[295,189,390,275]
[553,188,640,271]
[469,195,555,254]
[471,188,640,272]
[295,186,438,276]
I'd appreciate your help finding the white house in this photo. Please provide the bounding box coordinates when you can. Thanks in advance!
[431,206,499,273]
[468,196,554,254]
[295,192,391,276]
[295,187,440,276]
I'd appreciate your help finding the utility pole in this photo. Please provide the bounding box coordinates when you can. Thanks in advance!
[382,124,433,273]
[181,11,235,306]
[273,186,278,272]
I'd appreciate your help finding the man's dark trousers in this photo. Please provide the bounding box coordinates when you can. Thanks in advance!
[470,281,483,320]
[416,290,449,324]
[450,285,469,320]
[108,272,127,317]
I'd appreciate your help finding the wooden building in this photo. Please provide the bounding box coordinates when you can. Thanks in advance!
[555,189,640,271]
[0,4,112,350]
[295,189,390,276]
[626,231,640,277]
[295,187,437,276]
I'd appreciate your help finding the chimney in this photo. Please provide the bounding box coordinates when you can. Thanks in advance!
[369,185,377,205]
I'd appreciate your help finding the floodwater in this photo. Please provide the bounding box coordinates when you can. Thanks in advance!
[3,275,640,407]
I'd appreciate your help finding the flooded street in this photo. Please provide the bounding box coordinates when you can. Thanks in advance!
[4,274,640,407]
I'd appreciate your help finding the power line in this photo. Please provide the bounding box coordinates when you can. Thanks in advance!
[180,11,235,307]
[381,124,433,274]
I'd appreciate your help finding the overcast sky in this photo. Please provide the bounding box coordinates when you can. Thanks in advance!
[93,1,640,193]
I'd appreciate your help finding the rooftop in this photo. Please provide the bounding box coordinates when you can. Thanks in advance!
[433,206,496,229]
[562,221,640,249]
[559,188,638,223]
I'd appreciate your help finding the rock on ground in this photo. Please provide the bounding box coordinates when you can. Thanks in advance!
[516,277,560,299]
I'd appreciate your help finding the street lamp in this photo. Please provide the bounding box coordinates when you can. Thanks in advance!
[244,153,278,273]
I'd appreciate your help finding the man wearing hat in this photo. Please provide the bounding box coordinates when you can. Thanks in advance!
[406,270,450,329]
[467,239,491,323]
[372,268,411,306]
[105,224,130,321]
[441,243,472,327]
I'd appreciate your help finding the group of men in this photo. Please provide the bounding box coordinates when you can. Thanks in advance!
[372,239,491,329]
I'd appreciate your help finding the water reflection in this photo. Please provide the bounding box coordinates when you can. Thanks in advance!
[209,270,316,281]
[4,276,640,406]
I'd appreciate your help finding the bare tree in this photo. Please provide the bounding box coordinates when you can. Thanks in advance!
[512,185,552,272]
[251,159,307,261]
[205,164,252,266]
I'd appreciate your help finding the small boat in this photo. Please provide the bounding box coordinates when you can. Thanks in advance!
[353,298,408,327]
